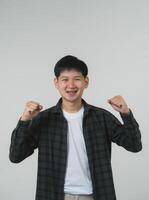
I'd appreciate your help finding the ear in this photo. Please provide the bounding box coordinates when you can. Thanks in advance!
[84,76,89,88]
[54,77,58,89]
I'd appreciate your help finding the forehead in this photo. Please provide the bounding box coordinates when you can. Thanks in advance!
[59,69,83,78]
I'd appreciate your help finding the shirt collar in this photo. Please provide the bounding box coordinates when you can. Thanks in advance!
[52,98,92,117]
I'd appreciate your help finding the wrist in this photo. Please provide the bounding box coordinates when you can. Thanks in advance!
[20,115,32,121]
[121,108,130,115]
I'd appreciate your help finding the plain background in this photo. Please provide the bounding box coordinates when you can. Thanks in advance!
[0,0,148,199]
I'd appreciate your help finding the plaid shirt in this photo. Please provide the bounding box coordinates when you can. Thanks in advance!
[9,98,142,200]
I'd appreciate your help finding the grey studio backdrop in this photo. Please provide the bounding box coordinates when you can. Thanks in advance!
[0,0,148,200]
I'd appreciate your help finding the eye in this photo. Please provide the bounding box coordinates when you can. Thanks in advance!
[75,78,81,81]
[62,79,68,82]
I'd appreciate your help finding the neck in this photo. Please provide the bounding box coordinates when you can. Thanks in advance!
[62,98,83,113]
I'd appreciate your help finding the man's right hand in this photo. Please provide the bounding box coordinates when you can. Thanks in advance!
[20,101,43,121]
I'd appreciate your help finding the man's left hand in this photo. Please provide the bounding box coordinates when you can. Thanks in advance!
[107,95,130,114]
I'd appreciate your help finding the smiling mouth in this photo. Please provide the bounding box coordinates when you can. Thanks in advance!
[66,90,78,94]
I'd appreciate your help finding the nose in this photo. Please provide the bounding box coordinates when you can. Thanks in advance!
[68,80,75,88]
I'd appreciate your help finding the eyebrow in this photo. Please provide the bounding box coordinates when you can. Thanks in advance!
[60,76,82,79]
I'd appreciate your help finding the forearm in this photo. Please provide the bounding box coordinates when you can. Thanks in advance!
[9,119,38,163]
[119,110,142,152]
[105,109,142,152]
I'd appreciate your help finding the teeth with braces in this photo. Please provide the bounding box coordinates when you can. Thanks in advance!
[67,91,77,92]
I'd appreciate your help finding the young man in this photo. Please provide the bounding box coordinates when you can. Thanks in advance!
[9,55,142,200]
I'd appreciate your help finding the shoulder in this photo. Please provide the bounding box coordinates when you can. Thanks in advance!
[88,104,113,116]
[87,103,117,121]
[88,104,120,125]
[38,105,57,118]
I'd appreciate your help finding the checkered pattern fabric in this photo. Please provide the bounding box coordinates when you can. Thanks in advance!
[9,98,142,200]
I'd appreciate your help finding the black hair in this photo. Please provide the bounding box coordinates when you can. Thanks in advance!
[54,55,88,78]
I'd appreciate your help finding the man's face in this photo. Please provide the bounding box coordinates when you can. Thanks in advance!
[54,69,89,103]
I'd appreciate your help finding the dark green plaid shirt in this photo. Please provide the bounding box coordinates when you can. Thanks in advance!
[9,98,142,200]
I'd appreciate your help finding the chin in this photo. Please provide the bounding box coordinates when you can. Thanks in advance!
[63,96,81,103]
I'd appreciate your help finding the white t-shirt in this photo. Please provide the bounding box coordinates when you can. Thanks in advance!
[63,106,93,195]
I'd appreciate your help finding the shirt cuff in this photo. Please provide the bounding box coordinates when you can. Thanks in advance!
[16,117,32,127]
[119,109,139,126]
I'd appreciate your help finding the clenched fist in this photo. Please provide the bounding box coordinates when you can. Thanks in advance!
[20,101,43,121]
[107,95,130,114]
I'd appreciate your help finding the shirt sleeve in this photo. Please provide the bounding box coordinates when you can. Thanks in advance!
[104,109,142,152]
[9,115,41,163]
